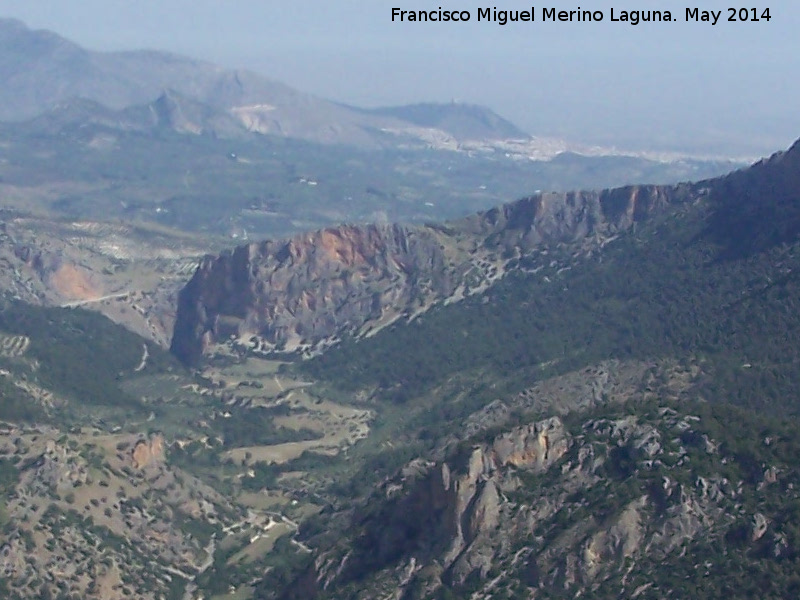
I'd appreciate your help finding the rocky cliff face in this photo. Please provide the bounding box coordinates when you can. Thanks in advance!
[171,224,462,364]
[0,221,101,305]
[456,184,690,251]
[341,417,571,589]
[287,402,786,600]
[131,434,165,469]
[171,183,697,365]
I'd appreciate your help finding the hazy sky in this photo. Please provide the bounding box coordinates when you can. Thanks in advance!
[1,0,797,156]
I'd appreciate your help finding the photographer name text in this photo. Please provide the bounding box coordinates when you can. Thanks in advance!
[391,7,773,26]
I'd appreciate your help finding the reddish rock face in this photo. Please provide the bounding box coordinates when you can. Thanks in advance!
[131,435,165,470]
[170,223,457,364]
[170,184,695,365]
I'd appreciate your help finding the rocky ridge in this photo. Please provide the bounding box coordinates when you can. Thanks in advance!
[171,183,696,365]
[283,397,791,600]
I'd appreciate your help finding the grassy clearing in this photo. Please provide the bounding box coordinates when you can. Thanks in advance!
[226,522,293,565]
[237,491,290,511]
[199,359,372,466]
[226,440,332,465]
[224,396,370,466]
[203,358,311,400]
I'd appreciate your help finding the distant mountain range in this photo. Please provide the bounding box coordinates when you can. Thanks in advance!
[0,17,540,149]
[0,18,743,244]
[0,17,745,163]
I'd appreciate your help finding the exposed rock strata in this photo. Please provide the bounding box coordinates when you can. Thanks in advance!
[131,434,165,469]
[293,408,743,600]
[172,184,696,365]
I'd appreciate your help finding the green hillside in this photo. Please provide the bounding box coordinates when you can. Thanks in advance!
[0,302,177,422]
[301,175,800,419]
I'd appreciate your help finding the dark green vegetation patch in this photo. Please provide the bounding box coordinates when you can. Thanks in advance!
[302,192,800,417]
[0,302,177,422]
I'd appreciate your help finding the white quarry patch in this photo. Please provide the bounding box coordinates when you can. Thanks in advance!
[231,103,278,114]
[231,104,280,134]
